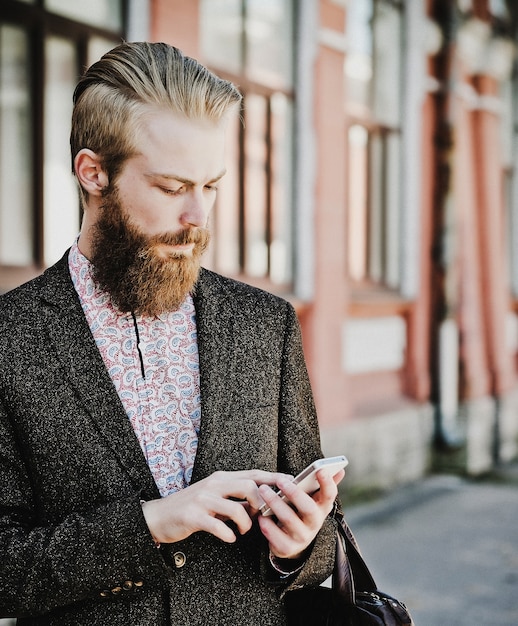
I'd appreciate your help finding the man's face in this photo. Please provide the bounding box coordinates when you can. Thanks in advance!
[89,109,227,316]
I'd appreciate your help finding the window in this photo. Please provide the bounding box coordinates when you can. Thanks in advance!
[0,0,125,287]
[43,37,78,265]
[0,25,33,266]
[200,0,292,89]
[490,2,518,298]
[503,45,518,297]
[45,0,123,31]
[345,0,404,291]
[200,0,294,287]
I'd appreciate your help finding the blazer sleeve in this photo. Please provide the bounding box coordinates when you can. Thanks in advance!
[0,397,169,617]
[265,303,337,592]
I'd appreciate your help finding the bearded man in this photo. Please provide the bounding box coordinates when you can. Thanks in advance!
[0,42,343,626]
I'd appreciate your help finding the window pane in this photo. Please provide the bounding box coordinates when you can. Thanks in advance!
[200,0,296,286]
[0,26,33,266]
[368,133,383,282]
[246,0,293,88]
[501,79,514,169]
[45,0,123,31]
[270,93,293,284]
[347,125,369,281]
[244,94,268,277]
[44,37,79,266]
[345,0,404,290]
[200,0,243,75]
[88,37,118,66]
[509,166,518,296]
[372,1,402,127]
[504,75,518,295]
[345,0,373,115]
[384,131,401,288]
[212,112,241,275]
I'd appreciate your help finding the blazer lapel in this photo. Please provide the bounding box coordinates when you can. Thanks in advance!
[37,259,237,490]
[191,269,237,480]
[38,254,159,497]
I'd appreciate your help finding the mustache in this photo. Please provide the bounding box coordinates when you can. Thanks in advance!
[146,227,208,248]
[134,227,209,260]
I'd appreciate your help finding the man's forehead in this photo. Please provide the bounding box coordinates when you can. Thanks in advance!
[144,169,227,185]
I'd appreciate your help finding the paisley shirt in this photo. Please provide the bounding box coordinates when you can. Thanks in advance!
[68,242,201,497]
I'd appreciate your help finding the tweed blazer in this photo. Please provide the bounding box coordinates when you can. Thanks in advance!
[0,253,337,625]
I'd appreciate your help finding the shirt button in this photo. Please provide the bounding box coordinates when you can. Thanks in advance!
[173,551,186,568]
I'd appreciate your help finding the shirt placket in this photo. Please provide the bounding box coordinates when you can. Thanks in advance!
[132,315,155,464]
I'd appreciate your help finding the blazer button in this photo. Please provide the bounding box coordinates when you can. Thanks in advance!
[173,551,186,568]
[134,580,145,589]
[111,586,122,595]
[122,580,133,591]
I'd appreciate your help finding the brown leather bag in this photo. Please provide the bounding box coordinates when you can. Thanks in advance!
[285,510,414,625]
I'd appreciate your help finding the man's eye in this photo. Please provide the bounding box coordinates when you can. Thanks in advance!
[161,187,182,195]
[204,185,218,192]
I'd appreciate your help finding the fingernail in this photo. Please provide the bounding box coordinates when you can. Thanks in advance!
[258,484,271,496]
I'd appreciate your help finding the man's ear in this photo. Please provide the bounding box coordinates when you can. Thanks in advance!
[74,149,109,197]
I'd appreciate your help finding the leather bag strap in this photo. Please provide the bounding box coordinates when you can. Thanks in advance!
[332,510,378,605]
[330,508,415,625]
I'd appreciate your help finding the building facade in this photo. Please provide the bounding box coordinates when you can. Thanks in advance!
[1,0,517,492]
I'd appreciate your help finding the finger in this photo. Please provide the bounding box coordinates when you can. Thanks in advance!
[211,474,291,512]
[257,510,311,559]
[203,515,240,543]
[230,469,294,486]
[258,482,312,526]
[274,477,320,520]
[312,469,340,507]
[316,469,340,495]
[269,472,338,524]
[210,497,254,535]
[213,478,270,512]
[332,468,346,485]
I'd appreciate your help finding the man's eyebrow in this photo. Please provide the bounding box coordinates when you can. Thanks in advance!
[146,170,227,185]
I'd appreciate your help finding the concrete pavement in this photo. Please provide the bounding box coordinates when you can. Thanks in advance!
[341,463,518,626]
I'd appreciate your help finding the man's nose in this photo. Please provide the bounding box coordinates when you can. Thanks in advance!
[179,190,209,228]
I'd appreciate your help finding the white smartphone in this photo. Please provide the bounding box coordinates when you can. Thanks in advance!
[260,455,348,516]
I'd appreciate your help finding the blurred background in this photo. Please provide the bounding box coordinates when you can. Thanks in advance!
[1,0,518,494]
[1,1,518,624]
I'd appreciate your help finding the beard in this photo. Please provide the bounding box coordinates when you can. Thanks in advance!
[90,185,210,317]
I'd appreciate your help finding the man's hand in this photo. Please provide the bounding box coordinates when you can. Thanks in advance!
[141,469,291,545]
[257,469,345,560]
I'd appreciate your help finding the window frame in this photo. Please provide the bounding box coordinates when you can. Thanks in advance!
[344,0,405,292]
[200,0,296,293]
[0,0,126,289]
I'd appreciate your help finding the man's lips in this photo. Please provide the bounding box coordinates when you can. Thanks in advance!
[154,242,195,257]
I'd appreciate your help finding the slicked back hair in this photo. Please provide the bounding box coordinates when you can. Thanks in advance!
[71,41,242,188]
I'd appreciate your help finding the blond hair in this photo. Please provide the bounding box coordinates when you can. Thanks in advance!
[71,41,242,183]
